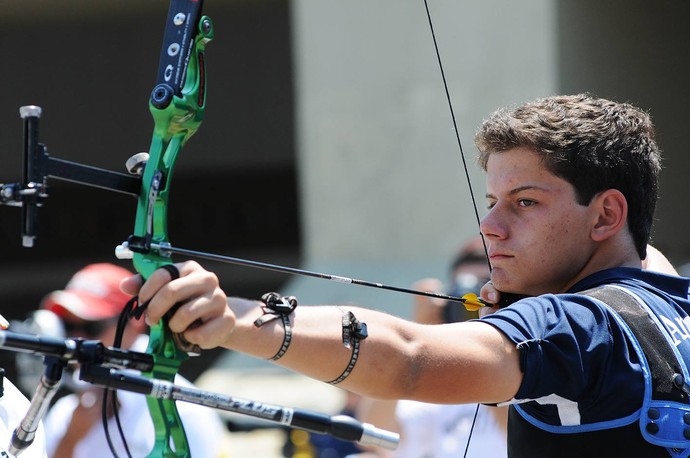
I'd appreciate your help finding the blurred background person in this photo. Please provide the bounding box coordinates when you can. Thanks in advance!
[0,313,48,458]
[412,236,489,325]
[31,263,228,458]
[356,237,507,458]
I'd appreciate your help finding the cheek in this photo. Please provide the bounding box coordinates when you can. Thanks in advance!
[529,211,587,255]
[546,220,573,244]
[542,212,591,258]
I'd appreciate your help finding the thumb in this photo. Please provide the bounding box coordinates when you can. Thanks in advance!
[479,280,500,305]
[120,274,143,296]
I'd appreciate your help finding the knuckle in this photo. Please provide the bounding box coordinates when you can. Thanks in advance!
[180,260,202,273]
[171,302,194,323]
[212,288,227,304]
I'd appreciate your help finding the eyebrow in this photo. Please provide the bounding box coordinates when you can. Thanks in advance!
[485,184,550,200]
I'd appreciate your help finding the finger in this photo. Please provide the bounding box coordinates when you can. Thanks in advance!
[137,260,200,315]
[478,306,498,318]
[120,274,143,296]
[479,281,500,305]
[143,262,220,326]
[138,261,195,304]
[180,305,235,349]
[164,291,217,333]
[478,281,527,309]
[160,264,180,281]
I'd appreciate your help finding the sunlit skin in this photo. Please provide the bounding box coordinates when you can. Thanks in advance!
[480,147,641,297]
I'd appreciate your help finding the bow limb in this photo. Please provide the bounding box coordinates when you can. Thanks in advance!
[128,2,213,456]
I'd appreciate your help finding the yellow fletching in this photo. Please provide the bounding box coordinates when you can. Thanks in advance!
[462,293,484,312]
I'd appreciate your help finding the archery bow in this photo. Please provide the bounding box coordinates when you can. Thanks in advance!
[119,1,213,456]
[0,2,214,455]
[121,4,503,455]
[126,3,506,456]
[112,2,497,455]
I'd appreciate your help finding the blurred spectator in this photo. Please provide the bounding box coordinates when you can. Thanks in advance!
[291,390,366,458]
[35,263,228,458]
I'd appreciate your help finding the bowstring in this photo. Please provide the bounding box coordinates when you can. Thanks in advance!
[421,0,485,238]
[422,1,491,456]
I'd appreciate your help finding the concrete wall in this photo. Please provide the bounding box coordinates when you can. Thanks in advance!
[287,0,556,311]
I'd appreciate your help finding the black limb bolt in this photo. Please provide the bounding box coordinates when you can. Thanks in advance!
[150,84,175,109]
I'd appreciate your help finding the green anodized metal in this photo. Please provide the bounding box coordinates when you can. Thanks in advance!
[130,7,214,457]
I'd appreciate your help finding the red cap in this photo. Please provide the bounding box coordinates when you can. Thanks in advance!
[41,263,133,321]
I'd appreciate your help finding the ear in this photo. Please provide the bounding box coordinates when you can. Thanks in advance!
[591,189,628,242]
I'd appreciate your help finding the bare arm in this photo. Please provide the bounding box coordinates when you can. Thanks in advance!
[206,298,520,403]
[123,262,522,405]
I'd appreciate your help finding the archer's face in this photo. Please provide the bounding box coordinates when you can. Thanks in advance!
[480,147,597,296]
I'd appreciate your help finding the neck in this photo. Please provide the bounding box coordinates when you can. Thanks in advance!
[561,237,642,293]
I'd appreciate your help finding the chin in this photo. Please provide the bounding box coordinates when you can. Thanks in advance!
[491,270,525,295]
[490,269,509,287]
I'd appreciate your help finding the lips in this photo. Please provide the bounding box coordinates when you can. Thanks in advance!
[488,252,511,262]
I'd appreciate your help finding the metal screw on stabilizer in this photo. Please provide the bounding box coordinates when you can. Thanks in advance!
[19,105,42,119]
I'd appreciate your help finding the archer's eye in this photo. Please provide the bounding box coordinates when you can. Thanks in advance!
[517,199,536,207]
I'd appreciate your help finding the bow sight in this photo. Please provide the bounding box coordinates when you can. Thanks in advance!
[0,105,142,249]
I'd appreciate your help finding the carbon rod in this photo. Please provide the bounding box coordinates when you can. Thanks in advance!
[149,242,472,304]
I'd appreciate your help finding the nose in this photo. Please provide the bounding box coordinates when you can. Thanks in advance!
[479,205,506,240]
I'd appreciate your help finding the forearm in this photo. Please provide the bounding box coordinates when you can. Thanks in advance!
[224,298,420,399]
[221,297,521,404]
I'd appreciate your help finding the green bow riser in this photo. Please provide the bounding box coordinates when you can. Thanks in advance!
[131,11,214,458]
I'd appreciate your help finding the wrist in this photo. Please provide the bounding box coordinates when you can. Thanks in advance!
[226,297,292,359]
[253,293,298,361]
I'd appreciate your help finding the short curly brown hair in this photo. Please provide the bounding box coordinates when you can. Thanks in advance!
[474,94,661,259]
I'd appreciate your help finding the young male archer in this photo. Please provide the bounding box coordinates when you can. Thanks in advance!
[124,94,690,457]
